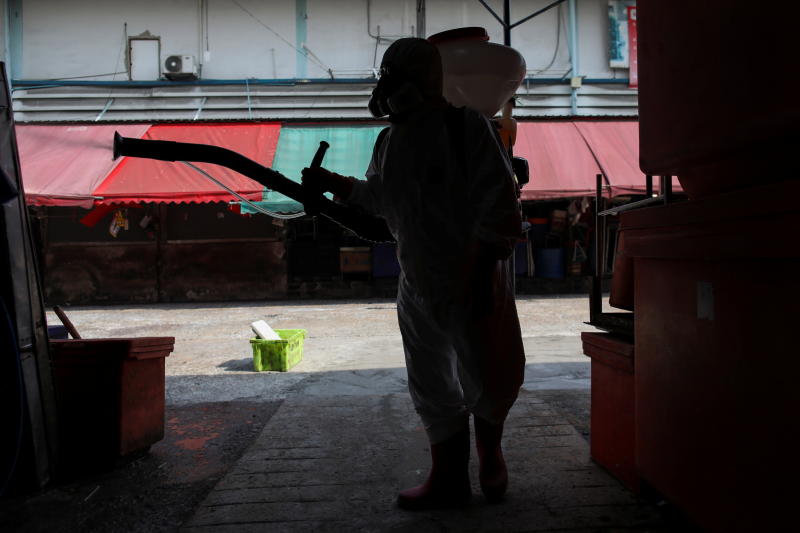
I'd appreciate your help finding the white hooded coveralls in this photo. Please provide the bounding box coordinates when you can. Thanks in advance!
[347,105,526,444]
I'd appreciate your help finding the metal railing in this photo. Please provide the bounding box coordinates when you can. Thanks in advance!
[588,173,675,336]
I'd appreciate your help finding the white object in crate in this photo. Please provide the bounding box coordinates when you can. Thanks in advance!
[250,320,281,340]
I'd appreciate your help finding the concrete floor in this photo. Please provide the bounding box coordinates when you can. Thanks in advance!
[51,295,593,405]
[10,296,686,532]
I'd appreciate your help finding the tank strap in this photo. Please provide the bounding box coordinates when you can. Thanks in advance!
[444,105,467,177]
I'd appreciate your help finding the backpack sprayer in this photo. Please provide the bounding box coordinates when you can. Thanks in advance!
[112,132,394,243]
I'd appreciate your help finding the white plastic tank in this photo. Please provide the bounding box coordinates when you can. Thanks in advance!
[429,27,526,118]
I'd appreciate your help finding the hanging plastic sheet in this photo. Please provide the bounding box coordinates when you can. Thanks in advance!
[240,125,385,214]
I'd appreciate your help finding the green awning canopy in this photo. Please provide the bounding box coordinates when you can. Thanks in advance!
[241,125,385,214]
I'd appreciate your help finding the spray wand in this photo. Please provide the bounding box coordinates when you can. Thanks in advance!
[112,133,394,243]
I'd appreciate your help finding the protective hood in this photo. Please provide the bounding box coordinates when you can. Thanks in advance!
[369,38,445,119]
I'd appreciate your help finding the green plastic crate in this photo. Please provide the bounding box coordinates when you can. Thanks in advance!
[250,329,306,372]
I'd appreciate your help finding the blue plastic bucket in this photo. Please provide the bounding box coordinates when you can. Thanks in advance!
[534,248,565,279]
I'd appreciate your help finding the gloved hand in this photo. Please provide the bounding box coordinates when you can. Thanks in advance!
[299,186,324,216]
[300,167,356,201]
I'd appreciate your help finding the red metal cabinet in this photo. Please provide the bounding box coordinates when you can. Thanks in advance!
[621,181,800,531]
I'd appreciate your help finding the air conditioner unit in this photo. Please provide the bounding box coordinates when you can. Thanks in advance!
[163,55,198,81]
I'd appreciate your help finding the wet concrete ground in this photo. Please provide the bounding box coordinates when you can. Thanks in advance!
[1,401,280,533]
[2,296,692,532]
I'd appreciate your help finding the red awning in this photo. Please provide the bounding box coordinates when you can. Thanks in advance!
[20,120,651,207]
[18,123,281,207]
[18,124,150,208]
[515,122,602,200]
[573,122,646,196]
[515,121,661,200]
[95,123,280,206]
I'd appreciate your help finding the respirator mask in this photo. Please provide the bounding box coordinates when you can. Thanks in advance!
[368,63,425,119]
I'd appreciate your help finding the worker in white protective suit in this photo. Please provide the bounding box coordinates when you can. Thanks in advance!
[301,37,525,510]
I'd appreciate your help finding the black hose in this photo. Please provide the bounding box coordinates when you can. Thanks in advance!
[114,133,305,199]
[113,133,394,243]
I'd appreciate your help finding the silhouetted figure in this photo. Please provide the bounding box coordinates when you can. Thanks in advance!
[301,38,525,510]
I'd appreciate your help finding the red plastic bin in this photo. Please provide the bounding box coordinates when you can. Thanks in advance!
[50,337,174,471]
[581,332,639,492]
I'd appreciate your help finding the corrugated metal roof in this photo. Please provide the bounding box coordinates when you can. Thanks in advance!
[11,81,638,123]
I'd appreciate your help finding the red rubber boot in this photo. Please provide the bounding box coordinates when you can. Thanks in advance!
[474,415,508,503]
[396,425,472,510]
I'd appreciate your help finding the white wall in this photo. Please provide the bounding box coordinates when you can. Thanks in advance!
[22,0,199,79]
[16,0,623,81]
[577,0,617,78]
[204,0,296,79]
[427,0,572,76]
[306,0,418,76]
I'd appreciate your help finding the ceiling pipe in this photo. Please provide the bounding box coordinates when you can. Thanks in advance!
[7,0,23,80]
[568,0,580,115]
[295,0,307,79]
[416,0,426,38]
